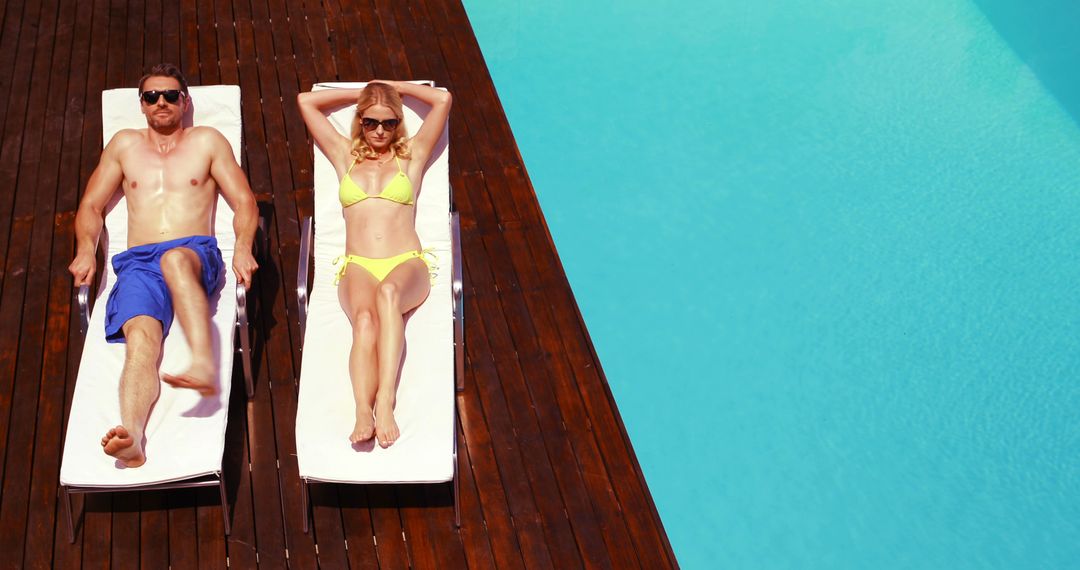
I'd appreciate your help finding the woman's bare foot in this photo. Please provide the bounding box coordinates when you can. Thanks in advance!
[163,360,217,396]
[374,399,399,448]
[350,406,376,443]
[101,426,146,467]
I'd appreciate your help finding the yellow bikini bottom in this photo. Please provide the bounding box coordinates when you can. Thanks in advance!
[333,249,436,284]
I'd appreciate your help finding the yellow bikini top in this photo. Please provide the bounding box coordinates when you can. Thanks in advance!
[338,156,414,207]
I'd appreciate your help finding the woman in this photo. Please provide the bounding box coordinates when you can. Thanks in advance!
[297,81,451,448]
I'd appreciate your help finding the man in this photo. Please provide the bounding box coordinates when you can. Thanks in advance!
[69,63,258,468]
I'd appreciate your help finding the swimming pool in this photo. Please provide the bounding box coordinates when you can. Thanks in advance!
[463,0,1080,567]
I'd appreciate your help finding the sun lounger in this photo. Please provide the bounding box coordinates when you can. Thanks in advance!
[58,85,252,541]
[294,82,464,528]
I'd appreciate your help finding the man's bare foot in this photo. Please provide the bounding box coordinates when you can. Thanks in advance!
[350,407,376,444]
[374,399,399,448]
[101,426,146,467]
[163,360,217,396]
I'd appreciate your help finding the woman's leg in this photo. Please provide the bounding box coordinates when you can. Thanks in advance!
[337,263,381,443]
[372,257,431,447]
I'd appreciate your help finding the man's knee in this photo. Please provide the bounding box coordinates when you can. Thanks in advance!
[122,316,163,350]
[160,247,200,281]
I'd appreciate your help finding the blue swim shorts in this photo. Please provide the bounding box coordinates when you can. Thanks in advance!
[104,235,225,343]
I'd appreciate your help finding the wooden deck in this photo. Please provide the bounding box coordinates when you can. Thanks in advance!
[0,0,676,567]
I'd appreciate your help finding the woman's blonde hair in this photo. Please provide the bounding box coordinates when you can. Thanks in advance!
[349,83,411,162]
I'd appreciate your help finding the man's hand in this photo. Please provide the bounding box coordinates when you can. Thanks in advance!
[232,249,258,288]
[69,251,97,287]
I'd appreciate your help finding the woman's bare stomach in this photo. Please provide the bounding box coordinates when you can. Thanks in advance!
[342,207,422,257]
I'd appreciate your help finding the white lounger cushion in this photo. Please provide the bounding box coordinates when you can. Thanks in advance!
[59,86,242,487]
[295,83,454,484]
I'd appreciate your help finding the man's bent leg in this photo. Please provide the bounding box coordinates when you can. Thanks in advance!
[159,247,217,396]
[101,316,162,467]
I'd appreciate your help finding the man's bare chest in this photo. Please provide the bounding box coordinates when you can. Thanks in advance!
[122,145,214,192]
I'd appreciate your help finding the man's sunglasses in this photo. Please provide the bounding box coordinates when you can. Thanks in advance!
[140,89,185,105]
[360,117,401,131]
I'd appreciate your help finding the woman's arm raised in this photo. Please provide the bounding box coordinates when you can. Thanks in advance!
[372,80,452,168]
[296,88,363,170]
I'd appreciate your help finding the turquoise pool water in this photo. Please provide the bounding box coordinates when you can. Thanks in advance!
[463,1,1080,567]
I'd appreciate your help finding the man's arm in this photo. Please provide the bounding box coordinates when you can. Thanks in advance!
[69,134,128,287]
[206,128,259,287]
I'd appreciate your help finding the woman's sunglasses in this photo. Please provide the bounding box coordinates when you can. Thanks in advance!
[140,89,185,105]
[360,117,401,131]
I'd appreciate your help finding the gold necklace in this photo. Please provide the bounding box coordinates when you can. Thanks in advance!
[375,151,394,166]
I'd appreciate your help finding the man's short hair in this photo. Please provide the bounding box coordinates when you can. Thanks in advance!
[138,63,190,94]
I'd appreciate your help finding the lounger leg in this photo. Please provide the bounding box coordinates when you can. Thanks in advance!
[454,465,461,528]
[218,474,231,536]
[61,486,74,543]
[301,479,310,534]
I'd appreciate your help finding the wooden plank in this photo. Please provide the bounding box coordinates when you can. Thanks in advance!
[212,0,239,84]
[52,0,108,559]
[457,226,557,567]
[168,489,199,568]
[421,481,471,569]
[161,0,180,67]
[233,16,273,200]
[278,0,315,90]
[266,0,316,193]
[222,362,258,568]
[244,5,320,565]
[398,485,438,568]
[541,281,677,568]
[143,0,162,66]
[338,485,381,569]
[241,342,288,566]
[76,0,108,197]
[24,215,78,568]
[248,212,312,567]
[451,412,503,570]
[392,0,445,85]
[83,494,113,567]
[232,16,291,566]
[104,0,126,89]
[341,0,388,79]
[139,492,170,569]
[368,486,410,569]
[297,0,336,82]
[0,0,61,553]
[400,483,469,569]
[369,0,413,78]
[433,0,525,170]
[196,486,226,568]
[51,0,93,213]
[320,0,363,80]
[51,493,84,570]
[466,353,557,569]
[111,493,141,567]
[0,0,38,394]
[179,0,198,81]
[481,226,622,570]
[422,0,533,223]
[123,0,145,84]
[309,483,349,568]
[0,0,28,164]
[449,174,528,570]
[195,0,219,85]
[470,291,585,570]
